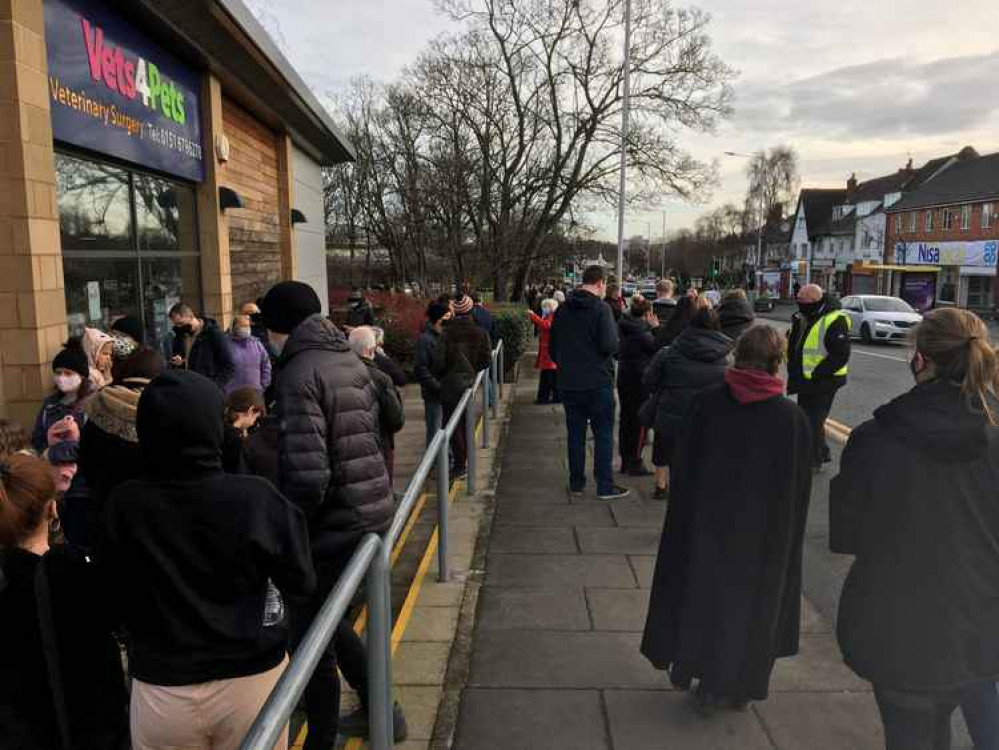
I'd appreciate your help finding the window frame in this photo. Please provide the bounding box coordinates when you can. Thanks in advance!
[909,212,917,233]
[943,209,954,231]
[961,205,971,231]
[894,214,903,235]
[983,203,994,230]
[926,210,934,232]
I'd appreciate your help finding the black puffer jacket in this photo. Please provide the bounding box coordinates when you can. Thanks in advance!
[617,315,657,392]
[274,315,393,560]
[832,380,999,691]
[644,326,733,439]
[718,295,755,341]
[414,323,443,402]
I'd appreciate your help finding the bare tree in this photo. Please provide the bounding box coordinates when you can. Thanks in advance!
[744,145,799,229]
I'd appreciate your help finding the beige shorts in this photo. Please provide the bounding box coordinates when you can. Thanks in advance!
[130,656,289,750]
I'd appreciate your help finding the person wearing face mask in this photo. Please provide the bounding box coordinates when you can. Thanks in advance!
[831,308,999,750]
[242,301,277,365]
[31,339,91,455]
[786,283,851,471]
[226,314,272,396]
[168,303,236,391]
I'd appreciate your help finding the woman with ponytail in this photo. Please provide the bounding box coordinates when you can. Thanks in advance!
[0,453,128,749]
[832,308,999,750]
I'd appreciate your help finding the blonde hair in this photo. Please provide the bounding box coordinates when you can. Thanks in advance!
[541,298,559,315]
[915,308,999,424]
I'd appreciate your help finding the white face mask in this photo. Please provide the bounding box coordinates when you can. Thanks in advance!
[54,373,83,394]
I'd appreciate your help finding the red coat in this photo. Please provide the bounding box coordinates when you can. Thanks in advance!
[529,311,557,370]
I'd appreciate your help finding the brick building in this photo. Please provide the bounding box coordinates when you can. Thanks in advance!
[1,0,350,425]
[884,151,999,312]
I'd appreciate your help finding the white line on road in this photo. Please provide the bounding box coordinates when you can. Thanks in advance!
[853,348,908,363]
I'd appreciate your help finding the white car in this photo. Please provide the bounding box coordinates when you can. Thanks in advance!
[840,295,923,344]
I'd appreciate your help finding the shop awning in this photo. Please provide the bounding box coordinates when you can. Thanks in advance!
[854,264,942,273]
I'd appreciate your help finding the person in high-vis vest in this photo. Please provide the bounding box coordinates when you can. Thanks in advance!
[786,284,851,470]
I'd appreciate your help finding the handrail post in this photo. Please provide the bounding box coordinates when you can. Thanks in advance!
[481,369,490,449]
[490,354,499,419]
[436,435,450,582]
[366,540,394,750]
[465,383,477,496]
[498,343,504,399]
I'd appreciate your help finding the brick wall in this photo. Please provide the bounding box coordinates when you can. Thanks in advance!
[885,201,999,261]
[222,97,281,308]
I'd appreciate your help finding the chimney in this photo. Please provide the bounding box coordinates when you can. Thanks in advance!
[847,173,858,193]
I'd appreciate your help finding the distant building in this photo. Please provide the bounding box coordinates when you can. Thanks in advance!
[884,149,999,311]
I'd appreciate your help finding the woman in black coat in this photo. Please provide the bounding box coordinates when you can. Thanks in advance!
[0,454,129,750]
[617,296,658,475]
[641,326,813,714]
[831,308,999,750]
[644,305,733,499]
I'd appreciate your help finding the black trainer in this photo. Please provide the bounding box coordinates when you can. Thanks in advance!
[338,701,409,741]
[597,485,630,501]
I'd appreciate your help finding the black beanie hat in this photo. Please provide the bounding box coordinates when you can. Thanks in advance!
[427,302,449,324]
[111,315,144,344]
[52,338,89,379]
[260,281,322,334]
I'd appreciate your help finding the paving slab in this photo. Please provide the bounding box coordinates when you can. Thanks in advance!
[469,630,667,689]
[489,525,578,553]
[629,555,656,588]
[576,527,661,555]
[415,581,465,608]
[477,588,591,631]
[401,606,459,642]
[494,503,615,527]
[754,692,883,750]
[769,634,871,692]
[604,690,775,750]
[454,689,609,750]
[485,553,636,589]
[799,596,831,634]
[393,642,451,686]
[395,686,443,741]
[608,500,667,528]
[586,588,650,632]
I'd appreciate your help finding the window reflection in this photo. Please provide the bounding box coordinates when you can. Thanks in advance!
[63,257,141,337]
[142,256,202,348]
[134,174,197,252]
[56,153,133,251]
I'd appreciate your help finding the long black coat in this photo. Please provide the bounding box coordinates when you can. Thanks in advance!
[617,315,657,396]
[642,383,813,699]
[644,326,733,440]
[274,315,394,560]
[832,380,999,691]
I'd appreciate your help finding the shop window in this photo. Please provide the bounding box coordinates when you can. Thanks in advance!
[961,205,971,231]
[926,210,934,231]
[938,267,958,304]
[967,276,993,310]
[56,151,201,351]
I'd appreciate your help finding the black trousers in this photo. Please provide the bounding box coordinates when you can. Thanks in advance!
[875,682,999,750]
[617,383,644,471]
[444,405,467,475]
[797,391,836,466]
[537,370,560,403]
[290,546,370,750]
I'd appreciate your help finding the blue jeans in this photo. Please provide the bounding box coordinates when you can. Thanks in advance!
[424,401,443,448]
[562,386,615,495]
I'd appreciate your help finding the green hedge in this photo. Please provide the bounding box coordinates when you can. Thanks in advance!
[491,304,532,380]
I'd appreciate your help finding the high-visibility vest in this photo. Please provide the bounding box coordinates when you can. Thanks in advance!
[803,311,851,380]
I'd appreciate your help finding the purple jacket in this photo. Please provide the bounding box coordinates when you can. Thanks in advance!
[225,334,272,394]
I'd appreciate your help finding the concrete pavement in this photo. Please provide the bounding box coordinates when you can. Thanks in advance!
[449,367,972,750]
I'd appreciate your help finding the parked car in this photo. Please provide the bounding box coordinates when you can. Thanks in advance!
[638,282,657,299]
[840,295,923,344]
[622,281,638,298]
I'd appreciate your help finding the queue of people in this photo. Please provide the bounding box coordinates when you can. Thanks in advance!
[0,281,412,750]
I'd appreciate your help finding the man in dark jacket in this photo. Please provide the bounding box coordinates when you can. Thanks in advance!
[350,326,406,485]
[652,278,678,327]
[168,303,236,390]
[345,289,376,328]
[717,289,756,341]
[436,295,491,479]
[415,302,450,448]
[786,284,851,470]
[260,281,404,748]
[549,265,629,500]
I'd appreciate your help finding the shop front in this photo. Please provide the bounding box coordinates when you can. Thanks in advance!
[1,0,351,425]
[889,240,998,311]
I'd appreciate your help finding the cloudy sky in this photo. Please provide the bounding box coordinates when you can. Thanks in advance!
[248,0,999,241]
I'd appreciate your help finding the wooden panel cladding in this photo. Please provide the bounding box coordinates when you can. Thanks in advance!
[222,96,281,308]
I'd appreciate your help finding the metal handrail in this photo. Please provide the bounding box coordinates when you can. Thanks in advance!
[239,339,504,750]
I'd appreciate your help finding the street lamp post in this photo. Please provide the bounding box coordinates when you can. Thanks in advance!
[615,0,632,281]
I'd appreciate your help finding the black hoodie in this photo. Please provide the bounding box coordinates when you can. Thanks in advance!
[617,315,657,390]
[99,370,315,686]
[549,289,619,391]
[717,295,755,341]
[832,380,999,690]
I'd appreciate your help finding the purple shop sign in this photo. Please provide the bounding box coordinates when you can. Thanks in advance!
[901,274,936,313]
[44,0,205,181]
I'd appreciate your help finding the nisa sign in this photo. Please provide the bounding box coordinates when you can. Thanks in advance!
[894,241,999,268]
[44,0,204,182]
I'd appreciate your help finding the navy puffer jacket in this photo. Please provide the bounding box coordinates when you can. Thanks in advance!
[274,315,393,560]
